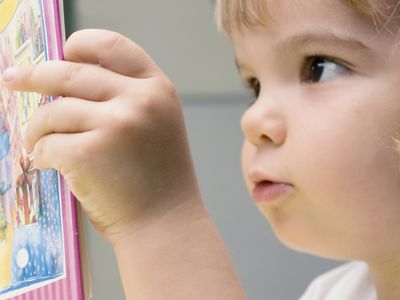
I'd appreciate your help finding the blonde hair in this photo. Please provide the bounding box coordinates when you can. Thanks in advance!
[215,0,400,37]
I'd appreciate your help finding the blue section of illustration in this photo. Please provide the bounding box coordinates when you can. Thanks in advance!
[0,126,10,159]
[0,170,64,295]
[0,120,11,195]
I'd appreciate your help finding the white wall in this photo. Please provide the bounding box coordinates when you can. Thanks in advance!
[73,0,243,95]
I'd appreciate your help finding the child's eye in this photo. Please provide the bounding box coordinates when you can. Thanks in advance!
[302,56,348,84]
[241,55,348,106]
[244,77,261,98]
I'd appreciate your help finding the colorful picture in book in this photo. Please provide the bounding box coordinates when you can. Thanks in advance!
[0,0,65,297]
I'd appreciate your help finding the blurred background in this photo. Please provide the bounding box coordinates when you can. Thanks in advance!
[64,1,341,299]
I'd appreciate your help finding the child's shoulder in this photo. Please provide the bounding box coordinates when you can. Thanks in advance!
[299,261,376,300]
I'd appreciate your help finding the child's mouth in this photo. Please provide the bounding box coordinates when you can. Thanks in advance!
[252,180,293,204]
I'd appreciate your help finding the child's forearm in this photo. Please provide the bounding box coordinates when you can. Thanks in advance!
[114,195,248,300]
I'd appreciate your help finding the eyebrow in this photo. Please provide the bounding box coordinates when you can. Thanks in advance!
[277,31,374,54]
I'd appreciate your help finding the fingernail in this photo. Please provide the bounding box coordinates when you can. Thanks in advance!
[2,68,18,82]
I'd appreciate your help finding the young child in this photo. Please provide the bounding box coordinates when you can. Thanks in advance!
[2,0,400,299]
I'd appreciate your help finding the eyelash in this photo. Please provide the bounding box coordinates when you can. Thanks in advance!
[243,54,350,101]
[244,77,261,100]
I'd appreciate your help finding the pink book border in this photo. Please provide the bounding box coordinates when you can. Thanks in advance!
[6,1,85,299]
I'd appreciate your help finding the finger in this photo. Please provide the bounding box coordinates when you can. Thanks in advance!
[31,131,95,176]
[64,29,161,78]
[2,60,131,100]
[24,98,103,151]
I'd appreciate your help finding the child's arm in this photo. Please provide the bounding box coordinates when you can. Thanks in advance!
[114,195,247,299]
[2,29,247,299]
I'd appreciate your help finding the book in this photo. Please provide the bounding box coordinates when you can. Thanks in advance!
[0,0,91,299]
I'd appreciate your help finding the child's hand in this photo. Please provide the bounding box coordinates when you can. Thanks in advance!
[2,29,200,244]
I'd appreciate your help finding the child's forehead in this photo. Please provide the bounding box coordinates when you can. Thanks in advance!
[215,0,399,37]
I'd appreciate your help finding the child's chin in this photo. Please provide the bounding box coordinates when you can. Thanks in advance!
[269,225,352,261]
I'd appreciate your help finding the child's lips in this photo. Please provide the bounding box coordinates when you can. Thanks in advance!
[252,180,294,204]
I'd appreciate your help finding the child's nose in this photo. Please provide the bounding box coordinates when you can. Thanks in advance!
[240,97,287,147]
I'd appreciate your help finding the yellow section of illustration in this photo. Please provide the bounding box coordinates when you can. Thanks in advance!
[0,225,13,289]
[0,0,19,32]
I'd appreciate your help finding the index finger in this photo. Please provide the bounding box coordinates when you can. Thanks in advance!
[64,29,161,79]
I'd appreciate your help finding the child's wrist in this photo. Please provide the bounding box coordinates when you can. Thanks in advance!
[110,190,208,249]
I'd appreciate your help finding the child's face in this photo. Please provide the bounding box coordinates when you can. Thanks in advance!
[236,0,400,260]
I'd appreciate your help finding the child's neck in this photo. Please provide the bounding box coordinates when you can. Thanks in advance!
[368,257,400,300]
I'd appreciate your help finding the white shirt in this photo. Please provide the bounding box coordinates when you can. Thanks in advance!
[299,261,377,300]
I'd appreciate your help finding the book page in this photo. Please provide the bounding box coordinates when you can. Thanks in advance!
[0,0,67,298]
